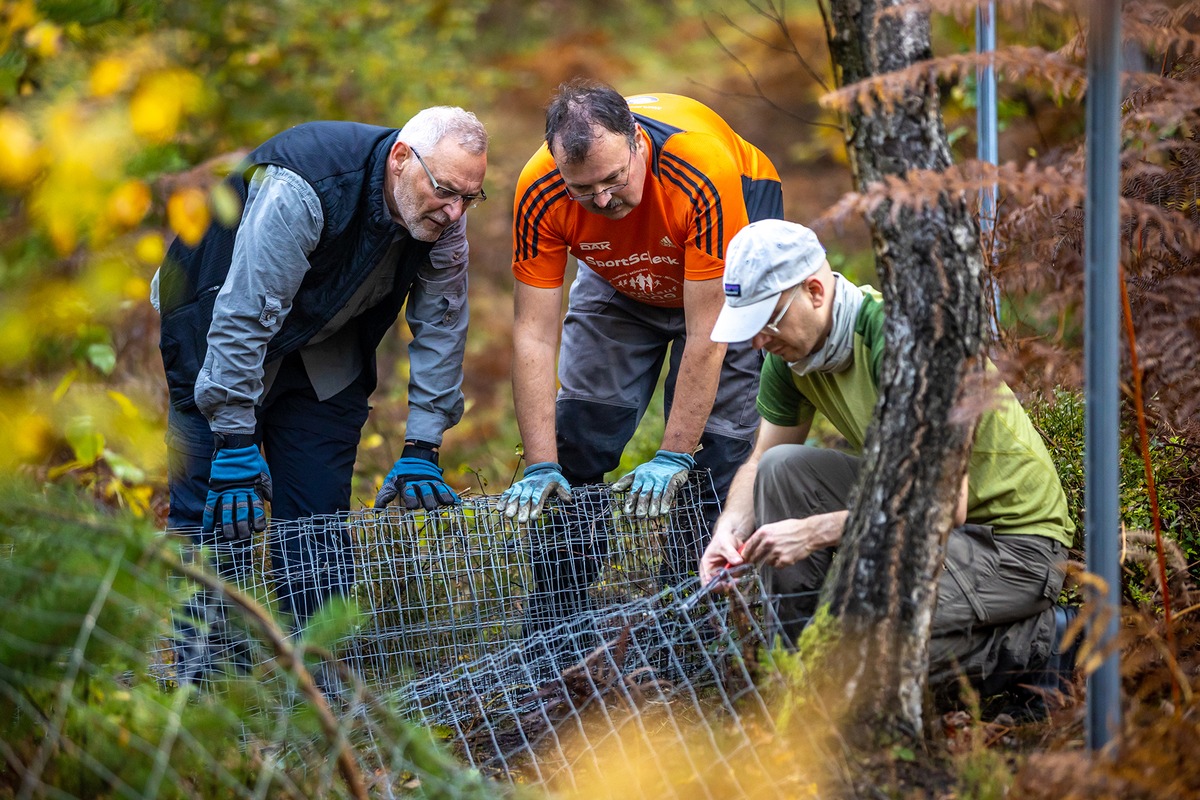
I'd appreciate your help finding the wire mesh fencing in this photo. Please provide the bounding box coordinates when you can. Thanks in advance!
[154,476,721,689]
[398,568,808,796]
[3,476,822,798]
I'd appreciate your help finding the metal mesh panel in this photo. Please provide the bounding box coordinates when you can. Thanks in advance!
[154,477,717,689]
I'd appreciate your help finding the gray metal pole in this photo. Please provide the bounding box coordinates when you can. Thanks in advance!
[1084,0,1122,751]
[976,2,998,224]
[976,2,1000,338]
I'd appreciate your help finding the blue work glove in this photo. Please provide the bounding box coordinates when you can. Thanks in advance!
[374,444,460,511]
[494,461,572,522]
[612,449,696,518]
[203,444,272,542]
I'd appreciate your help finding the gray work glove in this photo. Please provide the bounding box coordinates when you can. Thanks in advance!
[612,449,695,518]
[494,461,572,522]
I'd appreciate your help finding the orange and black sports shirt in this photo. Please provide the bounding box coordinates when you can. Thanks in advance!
[512,93,783,309]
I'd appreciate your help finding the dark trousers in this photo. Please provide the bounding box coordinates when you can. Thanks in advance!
[167,352,369,631]
[754,444,1067,696]
[522,267,760,648]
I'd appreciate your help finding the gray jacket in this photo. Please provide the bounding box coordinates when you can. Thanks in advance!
[153,164,468,443]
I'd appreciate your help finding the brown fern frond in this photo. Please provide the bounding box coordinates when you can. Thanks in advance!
[1062,2,1200,61]
[1124,9,1200,56]
[1124,529,1194,607]
[1125,276,1200,429]
[1122,69,1200,118]
[819,47,1087,113]
[817,159,1200,258]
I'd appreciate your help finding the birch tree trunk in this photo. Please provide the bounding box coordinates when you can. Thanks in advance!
[817,0,986,739]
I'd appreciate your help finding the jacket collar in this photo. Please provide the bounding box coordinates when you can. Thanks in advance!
[366,131,403,236]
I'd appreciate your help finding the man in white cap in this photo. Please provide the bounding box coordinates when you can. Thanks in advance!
[701,218,1078,703]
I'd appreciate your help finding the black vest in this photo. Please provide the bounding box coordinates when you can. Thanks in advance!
[157,121,434,411]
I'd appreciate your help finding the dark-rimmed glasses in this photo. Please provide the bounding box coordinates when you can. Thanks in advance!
[411,147,486,209]
[565,146,635,203]
[763,284,802,335]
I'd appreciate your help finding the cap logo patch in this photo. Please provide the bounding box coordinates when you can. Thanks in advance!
[724,283,741,298]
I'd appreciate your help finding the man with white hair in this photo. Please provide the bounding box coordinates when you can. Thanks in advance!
[155,108,488,653]
[701,218,1078,701]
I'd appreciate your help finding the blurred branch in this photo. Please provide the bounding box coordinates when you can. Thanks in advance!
[698,3,842,131]
[162,545,369,800]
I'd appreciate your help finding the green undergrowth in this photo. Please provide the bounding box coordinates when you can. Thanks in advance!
[1025,387,1200,593]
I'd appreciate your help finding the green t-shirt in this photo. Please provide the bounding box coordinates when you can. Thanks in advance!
[756,286,1075,546]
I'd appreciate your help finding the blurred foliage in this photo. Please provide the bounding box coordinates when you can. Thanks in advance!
[0,474,495,797]
[0,0,501,521]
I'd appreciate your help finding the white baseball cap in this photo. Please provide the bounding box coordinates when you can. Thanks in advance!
[710,219,827,343]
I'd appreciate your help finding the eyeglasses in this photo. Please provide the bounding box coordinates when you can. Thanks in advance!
[763,284,802,335]
[565,146,635,203]
[410,147,487,209]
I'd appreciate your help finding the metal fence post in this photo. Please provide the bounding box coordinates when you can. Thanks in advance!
[1084,0,1122,751]
[976,0,1000,339]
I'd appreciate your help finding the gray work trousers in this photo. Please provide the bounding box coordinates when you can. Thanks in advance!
[522,265,762,647]
[555,264,762,507]
[755,444,1066,696]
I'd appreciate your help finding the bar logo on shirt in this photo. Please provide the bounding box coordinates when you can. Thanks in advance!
[724,283,741,298]
[579,241,611,251]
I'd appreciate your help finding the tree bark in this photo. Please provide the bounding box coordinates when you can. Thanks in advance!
[818,0,986,739]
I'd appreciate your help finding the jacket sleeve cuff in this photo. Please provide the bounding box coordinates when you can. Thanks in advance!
[403,408,448,448]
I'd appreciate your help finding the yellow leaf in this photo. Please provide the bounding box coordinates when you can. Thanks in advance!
[130,76,182,142]
[65,417,105,465]
[23,21,61,58]
[0,111,41,187]
[80,257,132,308]
[10,411,53,462]
[106,179,151,228]
[130,70,204,143]
[107,390,140,419]
[31,103,129,251]
[121,484,155,517]
[90,56,132,97]
[134,232,165,264]
[168,187,210,246]
[210,181,243,228]
[4,0,39,35]
[0,309,33,364]
[46,215,79,255]
[53,369,79,402]
[362,433,384,450]
[123,274,149,301]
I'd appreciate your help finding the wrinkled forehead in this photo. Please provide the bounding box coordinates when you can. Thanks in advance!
[552,126,630,178]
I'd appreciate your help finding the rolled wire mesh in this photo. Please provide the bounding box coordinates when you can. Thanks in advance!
[399,569,799,796]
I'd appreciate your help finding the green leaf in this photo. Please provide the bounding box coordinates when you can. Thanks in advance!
[103,449,145,484]
[210,182,243,228]
[86,343,116,375]
[298,596,360,653]
[0,49,28,103]
[65,417,105,465]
